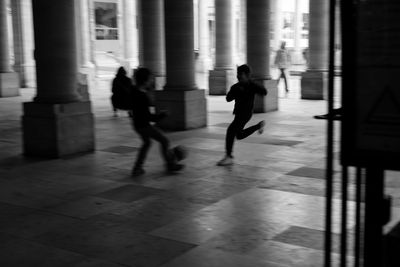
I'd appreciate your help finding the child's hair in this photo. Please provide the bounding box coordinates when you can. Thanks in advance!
[134,67,152,86]
[116,66,127,77]
[237,64,251,76]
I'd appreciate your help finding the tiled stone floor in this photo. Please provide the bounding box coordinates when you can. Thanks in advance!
[0,74,399,266]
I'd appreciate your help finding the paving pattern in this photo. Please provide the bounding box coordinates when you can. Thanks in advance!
[0,75,399,267]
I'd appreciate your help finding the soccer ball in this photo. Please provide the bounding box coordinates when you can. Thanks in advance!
[172,145,187,161]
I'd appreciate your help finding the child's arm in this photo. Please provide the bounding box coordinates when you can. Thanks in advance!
[226,85,237,102]
[149,110,168,122]
[254,83,268,96]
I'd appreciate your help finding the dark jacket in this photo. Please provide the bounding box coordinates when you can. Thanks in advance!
[112,75,132,94]
[226,80,267,116]
[131,88,164,129]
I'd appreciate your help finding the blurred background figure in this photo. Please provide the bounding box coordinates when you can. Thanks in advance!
[274,41,291,95]
[111,67,132,117]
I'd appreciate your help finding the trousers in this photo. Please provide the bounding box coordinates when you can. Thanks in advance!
[134,125,172,168]
[225,114,260,157]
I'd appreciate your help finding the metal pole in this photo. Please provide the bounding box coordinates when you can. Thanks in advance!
[354,167,362,267]
[341,166,348,267]
[364,168,384,267]
[325,0,336,265]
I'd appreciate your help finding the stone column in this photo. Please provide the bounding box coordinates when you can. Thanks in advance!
[197,0,211,73]
[11,0,36,88]
[300,0,329,99]
[155,0,207,130]
[247,0,278,113]
[76,0,95,101]
[137,0,165,90]
[272,0,283,49]
[293,0,303,64]
[239,0,246,64]
[23,0,95,158]
[335,0,341,70]
[123,0,139,75]
[208,0,235,95]
[0,0,19,97]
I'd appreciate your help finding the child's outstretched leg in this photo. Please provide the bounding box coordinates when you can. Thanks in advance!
[217,119,265,166]
[236,120,265,140]
[217,118,243,166]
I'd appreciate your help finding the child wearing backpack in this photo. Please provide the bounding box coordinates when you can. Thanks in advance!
[111,67,133,116]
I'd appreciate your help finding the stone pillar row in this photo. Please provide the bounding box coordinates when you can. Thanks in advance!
[0,0,19,97]
[20,0,293,157]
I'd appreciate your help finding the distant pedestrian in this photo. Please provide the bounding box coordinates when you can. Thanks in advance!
[111,67,132,117]
[274,41,291,94]
[130,67,183,176]
[217,64,267,166]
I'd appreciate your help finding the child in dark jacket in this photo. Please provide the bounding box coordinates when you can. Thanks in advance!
[131,68,183,176]
[217,64,267,166]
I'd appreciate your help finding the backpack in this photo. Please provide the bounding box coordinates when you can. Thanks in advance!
[111,78,132,110]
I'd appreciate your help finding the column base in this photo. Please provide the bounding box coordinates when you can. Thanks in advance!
[15,63,36,88]
[254,79,278,113]
[154,89,207,130]
[77,73,91,102]
[24,64,37,88]
[22,101,95,158]
[208,69,235,95]
[0,72,20,97]
[301,70,328,100]
[79,63,95,95]
[196,57,212,73]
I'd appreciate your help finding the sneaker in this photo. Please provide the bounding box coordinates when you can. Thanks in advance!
[313,113,342,121]
[167,163,184,173]
[217,156,234,166]
[131,167,145,177]
[258,120,265,134]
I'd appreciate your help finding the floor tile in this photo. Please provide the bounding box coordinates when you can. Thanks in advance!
[35,224,195,267]
[249,240,354,267]
[272,226,345,254]
[100,145,138,154]
[160,245,288,267]
[150,212,233,245]
[46,196,125,219]
[203,220,289,254]
[96,184,166,203]
[287,166,328,179]
[0,238,123,267]
[0,210,80,239]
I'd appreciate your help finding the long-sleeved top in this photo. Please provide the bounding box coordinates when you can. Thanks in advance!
[131,89,163,129]
[274,48,291,69]
[226,81,267,116]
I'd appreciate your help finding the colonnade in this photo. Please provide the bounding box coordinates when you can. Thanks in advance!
[0,0,330,157]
